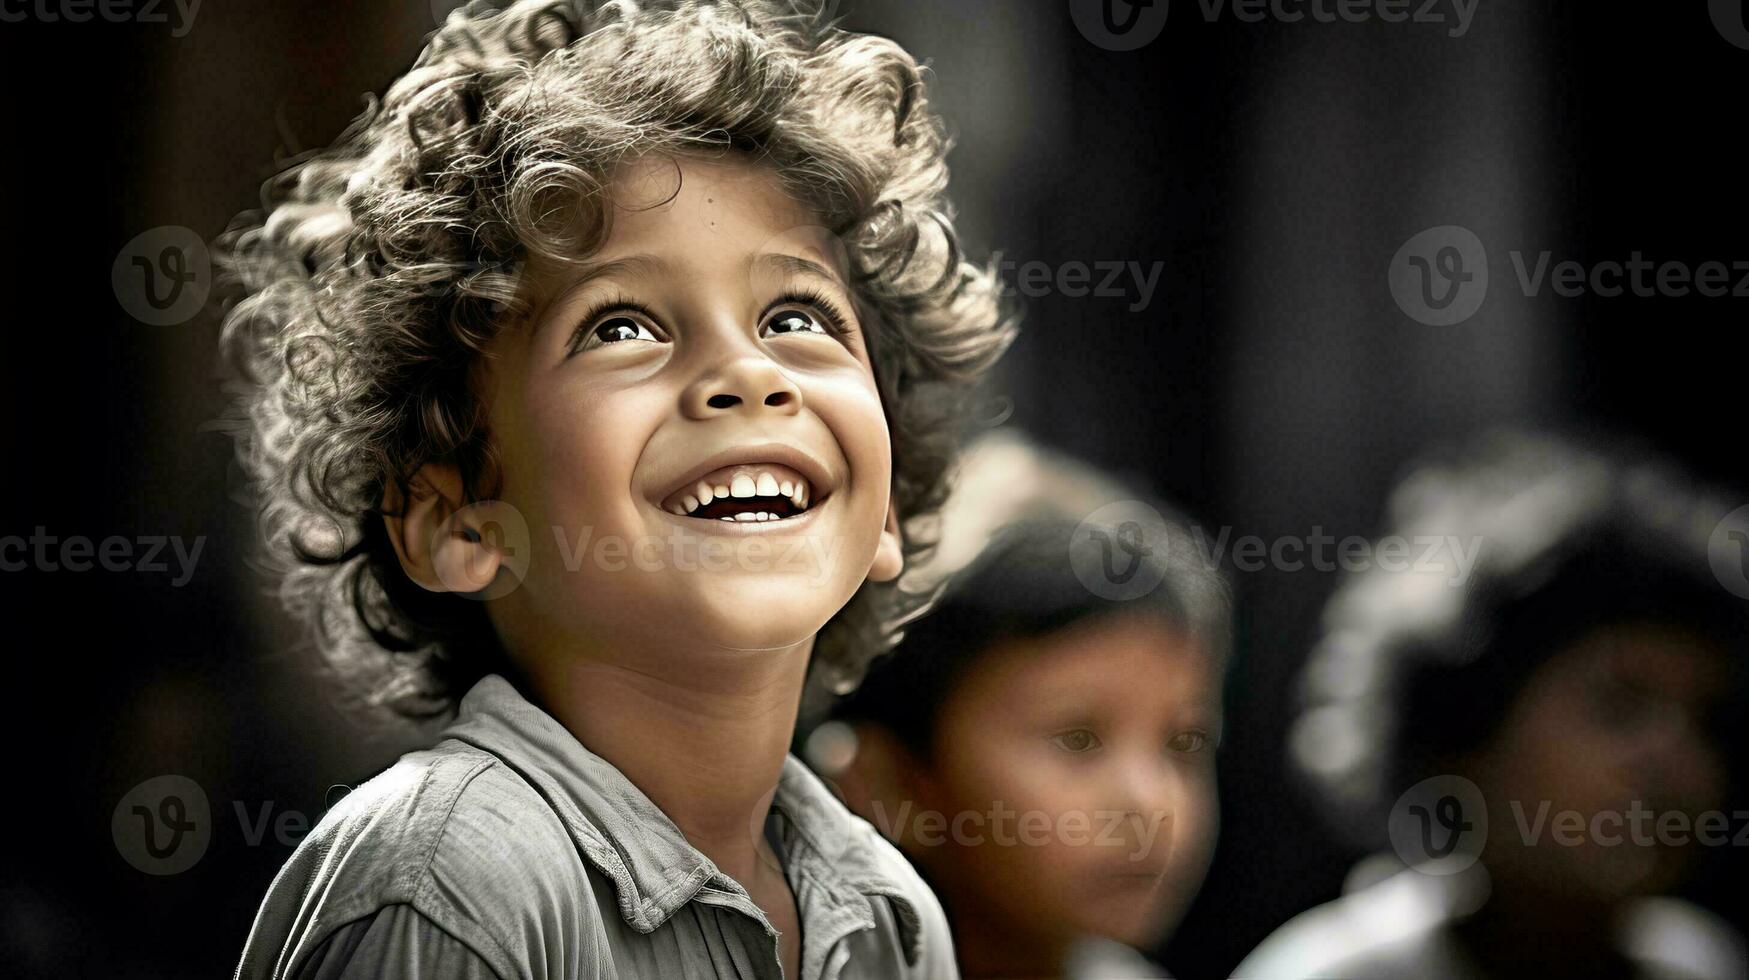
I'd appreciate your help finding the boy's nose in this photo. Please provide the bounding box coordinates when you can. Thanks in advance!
[681,354,803,419]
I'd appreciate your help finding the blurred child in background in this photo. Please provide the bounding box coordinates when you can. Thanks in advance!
[812,434,1232,979]
[1239,431,1749,980]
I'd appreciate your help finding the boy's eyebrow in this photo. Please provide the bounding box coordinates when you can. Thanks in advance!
[527,253,671,327]
[534,251,844,324]
[566,252,837,284]
[755,252,848,289]
[567,253,671,288]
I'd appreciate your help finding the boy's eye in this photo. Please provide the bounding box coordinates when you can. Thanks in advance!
[1168,731,1211,754]
[1048,729,1102,754]
[763,309,828,338]
[581,316,660,349]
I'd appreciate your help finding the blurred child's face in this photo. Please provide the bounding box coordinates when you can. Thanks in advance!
[1469,620,1732,903]
[902,612,1222,956]
[477,152,901,669]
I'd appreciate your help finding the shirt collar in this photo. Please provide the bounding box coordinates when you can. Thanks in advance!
[438,673,924,963]
[768,747,928,967]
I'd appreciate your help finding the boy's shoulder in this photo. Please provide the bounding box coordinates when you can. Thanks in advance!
[236,738,599,979]
[238,674,964,979]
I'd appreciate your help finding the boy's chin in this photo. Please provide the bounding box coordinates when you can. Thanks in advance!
[674,572,850,650]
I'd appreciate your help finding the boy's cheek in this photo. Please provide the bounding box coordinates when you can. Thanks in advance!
[808,376,890,463]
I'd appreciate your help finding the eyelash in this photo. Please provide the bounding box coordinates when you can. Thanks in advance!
[565,288,855,355]
[566,292,662,354]
[769,287,855,338]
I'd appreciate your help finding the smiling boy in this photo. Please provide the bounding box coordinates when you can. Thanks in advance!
[219,3,1014,978]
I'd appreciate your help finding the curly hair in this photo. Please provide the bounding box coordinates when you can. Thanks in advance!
[1288,430,1749,851]
[216,0,1017,723]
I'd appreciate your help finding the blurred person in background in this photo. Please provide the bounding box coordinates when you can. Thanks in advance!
[809,434,1232,979]
[1237,431,1749,980]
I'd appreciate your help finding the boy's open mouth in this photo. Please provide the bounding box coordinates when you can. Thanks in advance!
[658,462,822,523]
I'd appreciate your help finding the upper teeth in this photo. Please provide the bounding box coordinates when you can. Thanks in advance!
[667,467,811,517]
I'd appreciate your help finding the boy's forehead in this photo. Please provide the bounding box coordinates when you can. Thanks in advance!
[603,154,832,257]
[526,152,851,295]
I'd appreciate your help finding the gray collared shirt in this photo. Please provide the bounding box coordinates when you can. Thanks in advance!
[235,674,958,980]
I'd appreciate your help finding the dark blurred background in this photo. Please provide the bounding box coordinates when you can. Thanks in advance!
[3,0,1746,976]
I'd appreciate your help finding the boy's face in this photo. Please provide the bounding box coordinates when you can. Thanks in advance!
[467,152,901,668]
[903,611,1223,954]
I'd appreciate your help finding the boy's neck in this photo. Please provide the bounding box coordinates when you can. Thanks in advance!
[518,637,812,889]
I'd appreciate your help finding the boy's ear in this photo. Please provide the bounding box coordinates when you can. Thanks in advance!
[381,462,502,595]
[867,496,904,583]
